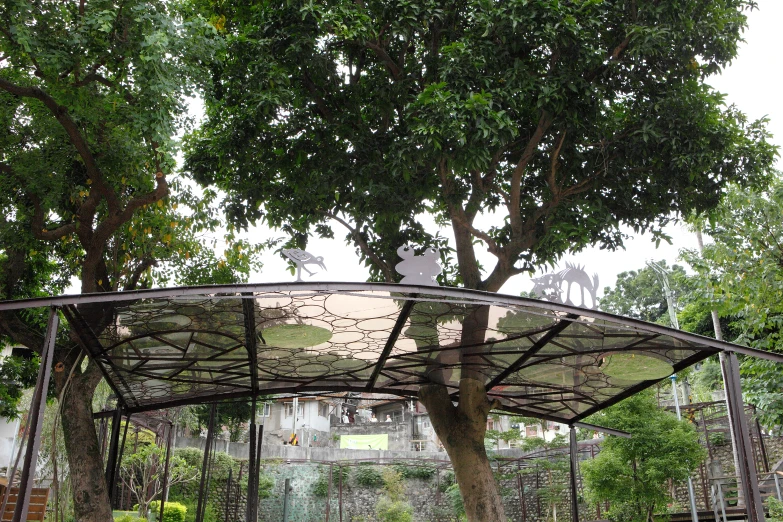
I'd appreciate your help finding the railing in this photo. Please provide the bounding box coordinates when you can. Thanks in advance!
[708,470,783,522]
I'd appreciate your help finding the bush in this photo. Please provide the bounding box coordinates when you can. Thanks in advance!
[392,463,436,480]
[313,473,329,497]
[768,497,783,522]
[438,471,455,493]
[354,465,384,488]
[376,498,413,522]
[708,431,728,447]
[148,501,187,522]
[114,515,135,522]
[445,483,465,520]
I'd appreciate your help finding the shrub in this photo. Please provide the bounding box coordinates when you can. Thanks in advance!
[354,465,384,488]
[148,501,187,522]
[313,473,330,497]
[445,483,465,520]
[708,431,728,447]
[375,498,413,522]
[438,471,455,493]
[392,463,436,480]
[114,515,135,522]
[768,497,783,522]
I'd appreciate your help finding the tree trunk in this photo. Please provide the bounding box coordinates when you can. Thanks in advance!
[419,379,507,521]
[58,365,113,522]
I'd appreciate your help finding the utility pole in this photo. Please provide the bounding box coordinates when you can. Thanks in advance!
[648,261,699,520]
[694,229,743,506]
[671,375,700,522]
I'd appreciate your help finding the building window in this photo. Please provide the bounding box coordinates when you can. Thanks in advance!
[262,403,271,417]
[525,425,539,438]
[318,402,330,418]
[284,402,304,418]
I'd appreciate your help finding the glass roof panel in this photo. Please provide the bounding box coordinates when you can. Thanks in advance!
[18,283,732,421]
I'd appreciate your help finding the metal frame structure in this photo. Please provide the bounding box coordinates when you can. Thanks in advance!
[2,282,782,522]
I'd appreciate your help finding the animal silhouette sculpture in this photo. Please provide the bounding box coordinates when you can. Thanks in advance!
[531,262,599,309]
[395,245,441,286]
[282,248,327,281]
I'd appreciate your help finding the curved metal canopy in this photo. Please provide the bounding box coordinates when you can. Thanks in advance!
[1,282,779,424]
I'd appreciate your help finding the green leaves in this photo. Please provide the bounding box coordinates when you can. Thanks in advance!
[185,0,773,290]
[582,391,706,521]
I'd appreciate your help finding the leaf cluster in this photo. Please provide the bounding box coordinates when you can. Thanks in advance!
[581,390,706,522]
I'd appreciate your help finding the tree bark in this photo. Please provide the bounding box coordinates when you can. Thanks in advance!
[57,364,113,522]
[419,379,506,522]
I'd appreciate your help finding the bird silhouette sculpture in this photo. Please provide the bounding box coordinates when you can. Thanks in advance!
[282,248,327,281]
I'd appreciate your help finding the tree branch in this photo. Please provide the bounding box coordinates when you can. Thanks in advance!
[321,211,395,282]
[0,77,120,213]
[509,111,553,236]
[364,40,403,80]
[124,257,157,291]
[301,71,332,120]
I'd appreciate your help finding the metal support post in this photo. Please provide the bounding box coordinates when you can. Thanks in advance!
[246,398,258,522]
[11,307,58,522]
[721,351,765,522]
[159,424,174,521]
[282,478,292,522]
[225,467,233,522]
[104,406,123,505]
[195,403,217,522]
[339,465,343,522]
[671,375,700,522]
[253,424,264,522]
[569,425,579,522]
[325,463,333,522]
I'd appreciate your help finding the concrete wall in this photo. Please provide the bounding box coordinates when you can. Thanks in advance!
[331,419,413,451]
[0,417,19,471]
[173,435,527,462]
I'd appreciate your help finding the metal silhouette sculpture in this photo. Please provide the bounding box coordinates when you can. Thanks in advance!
[282,248,327,281]
[531,262,599,309]
[395,244,441,286]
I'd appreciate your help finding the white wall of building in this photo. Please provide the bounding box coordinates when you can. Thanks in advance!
[1,345,21,470]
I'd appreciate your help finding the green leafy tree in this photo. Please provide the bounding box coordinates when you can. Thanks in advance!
[683,180,783,428]
[0,352,39,419]
[193,400,254,442]
[185,1,775,519]
[0,2,258,520]
[582,390,706,522]
[121,443,199,520]
[599,261,694,325]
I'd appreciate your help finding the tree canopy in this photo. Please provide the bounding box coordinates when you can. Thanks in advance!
[186,0,775,292]
[582,390,706,522]
[599,260,694,325]
[0,1,256,519]
[683,180,783,428]
[183,1,776,519]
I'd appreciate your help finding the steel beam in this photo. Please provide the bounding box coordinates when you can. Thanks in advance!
[569,426,580,522]
[104,406,123,504]
[572,421,631,439]
[11,307,58,522]
[195,404,216,522]
[486,313,579,390]
[158,424,173,521]
[366,298,416,391]
[721,351,765,522]
[241,294,259,395]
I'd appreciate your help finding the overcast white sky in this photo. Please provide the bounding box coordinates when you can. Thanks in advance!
[235,0,783,297]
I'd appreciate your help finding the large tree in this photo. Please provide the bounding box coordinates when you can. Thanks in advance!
[185,1,775,519]
[599,260,694,325]
[683,180,783,429]
[582,390,705,522]
[0,2,259,520]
